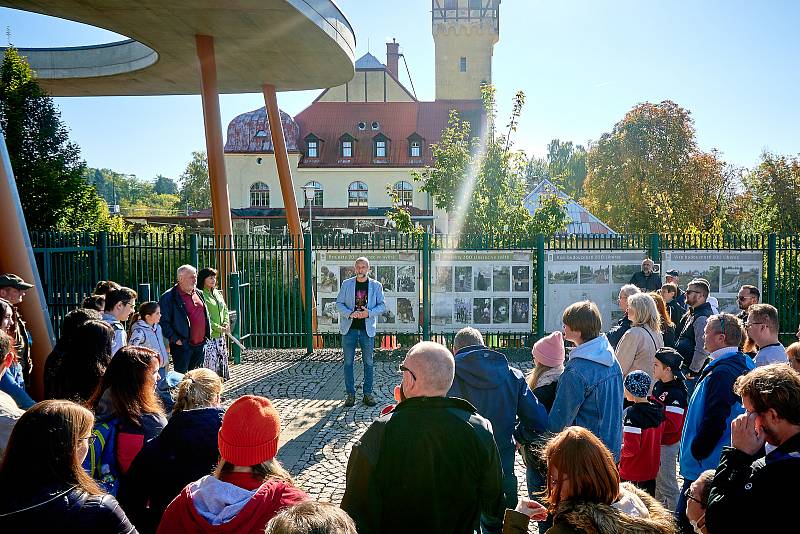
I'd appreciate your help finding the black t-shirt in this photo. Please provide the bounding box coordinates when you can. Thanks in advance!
[350,279,369,331]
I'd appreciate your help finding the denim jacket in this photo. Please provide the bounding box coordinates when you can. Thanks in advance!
[548,334,624,460]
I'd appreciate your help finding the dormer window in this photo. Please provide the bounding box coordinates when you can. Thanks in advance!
[303,133,322,159]
[339,133,356,158]
[255,130,268,137]
[373,133,390,159]
[407,133,424,158]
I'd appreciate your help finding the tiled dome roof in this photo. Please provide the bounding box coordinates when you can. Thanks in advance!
[224,107,300,153]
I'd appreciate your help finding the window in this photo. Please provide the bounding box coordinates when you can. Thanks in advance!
[303,181,323,207]
[393,181,413,207]
[250,182,270,207]
[357,121,367,131]
[469,0,483,9]
[255,130,268,137]
[307,140,318,158]
[444,0,458,8]
[339,134,355,158]
[371,121,380,130]
[373,134,390,159]
[348,181,368,207]
[408,134,424,158]
[375,140,386,158]
[460,57,467,72]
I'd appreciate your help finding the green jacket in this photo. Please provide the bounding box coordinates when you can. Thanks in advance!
[202,288,229,339]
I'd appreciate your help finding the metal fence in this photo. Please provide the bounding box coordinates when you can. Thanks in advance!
[30,231,800,357]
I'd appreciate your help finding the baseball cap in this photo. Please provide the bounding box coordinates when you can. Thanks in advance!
[655,347,685,380]
[0,273,33,290]
[665,269,679,277]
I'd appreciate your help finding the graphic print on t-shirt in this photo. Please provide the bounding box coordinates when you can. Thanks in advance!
[355,287,367,309]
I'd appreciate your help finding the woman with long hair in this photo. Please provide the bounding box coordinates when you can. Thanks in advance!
[158,395,306,533]
[43,307,104,400]
[649,291,676,348]
[0,400,136,532]
[119,369,225,533]
[0,298,34,409]
[50,319,114,403]
[616,293,664,381]
[89,346,167,474]
[504,426,676,533]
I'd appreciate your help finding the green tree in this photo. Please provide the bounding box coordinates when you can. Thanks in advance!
[583,100,738,233]
[742,152,800,233]
[414,85,568,239]
[153,174,178,195]
[179,151,211,212]
[0,47,108,231]
[385,184,423,235]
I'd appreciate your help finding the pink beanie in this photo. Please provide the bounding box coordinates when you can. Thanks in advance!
[532,331,565,367]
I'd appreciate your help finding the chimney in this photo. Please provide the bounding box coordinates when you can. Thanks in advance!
[386,38,400,78]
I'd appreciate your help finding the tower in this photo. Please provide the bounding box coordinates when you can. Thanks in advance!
[432,0,500,101]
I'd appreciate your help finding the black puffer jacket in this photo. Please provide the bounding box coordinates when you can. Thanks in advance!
[0,484,137,533]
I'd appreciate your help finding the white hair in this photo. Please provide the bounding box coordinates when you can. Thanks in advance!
[177,264,197,278]
[354,257,370,267]
[619,284,641,298]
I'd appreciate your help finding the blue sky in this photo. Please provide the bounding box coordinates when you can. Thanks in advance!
[2,0,799,182]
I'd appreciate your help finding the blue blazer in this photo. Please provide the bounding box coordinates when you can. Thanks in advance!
[336,277,386,337]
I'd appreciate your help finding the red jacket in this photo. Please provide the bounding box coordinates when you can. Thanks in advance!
[650,379,688,446]
[620,401,665,482]
[157,474,306,534]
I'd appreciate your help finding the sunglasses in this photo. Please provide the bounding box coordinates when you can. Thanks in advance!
[398,364,417,381]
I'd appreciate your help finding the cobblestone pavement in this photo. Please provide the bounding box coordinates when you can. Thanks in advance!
[222,349,535,508]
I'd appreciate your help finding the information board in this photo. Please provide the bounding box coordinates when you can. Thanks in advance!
[431,251,533,333]
[315,251,420,333]
[544,250,649,333]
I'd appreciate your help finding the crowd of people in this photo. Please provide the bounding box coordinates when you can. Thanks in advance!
[0,255,799,533]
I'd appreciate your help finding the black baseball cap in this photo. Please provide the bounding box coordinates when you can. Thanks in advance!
[0,273,33,290]
[665,269,679,277]
[655,347,685,379]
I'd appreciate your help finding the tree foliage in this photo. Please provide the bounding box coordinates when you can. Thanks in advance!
[153,174,178,195]
[413,84,568,238]
[582,100,739,233]
[526,140,588,200]
[179,151,211,212]
[0,47,110,231]
[385,184,423,236]
[85,167,181,216]
[741,152,800,233]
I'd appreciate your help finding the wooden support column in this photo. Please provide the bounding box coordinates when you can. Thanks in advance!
[262,84,320,348]
[196,34,236,277]
[0,130,55,400]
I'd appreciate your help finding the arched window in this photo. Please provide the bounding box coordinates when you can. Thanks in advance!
[348,181,368,207]
[303,181,324,207]
[393,181,413,207]
[250,182,270,207]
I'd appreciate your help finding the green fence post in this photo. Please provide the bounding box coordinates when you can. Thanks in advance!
[650,233,660,263]
[228,271,241,364]
[767,233,777,305]
[97,231,109,281]
[189,234,200,267]
[422,232,431,341]
[304,233,314,355]
[536,234,545,341]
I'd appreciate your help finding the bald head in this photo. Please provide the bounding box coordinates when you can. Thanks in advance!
[404,341,455,397]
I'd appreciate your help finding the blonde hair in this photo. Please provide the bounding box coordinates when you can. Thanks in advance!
[627,293,661,333]
[214,458,295,486]
[172,368,223,415]
[527,363,554,390]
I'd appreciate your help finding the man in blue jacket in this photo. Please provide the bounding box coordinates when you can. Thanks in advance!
[675,312,754,534]
[449,327,547,529]
[336,257,386,408]
[159,265,211,373]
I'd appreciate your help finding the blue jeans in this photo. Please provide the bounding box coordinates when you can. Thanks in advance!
[0,361,35,409]
[342,328,374,396]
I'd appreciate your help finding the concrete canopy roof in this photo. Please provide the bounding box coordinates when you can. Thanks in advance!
[2,0,356,96]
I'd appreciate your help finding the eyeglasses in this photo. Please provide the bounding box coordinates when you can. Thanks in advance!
[685,289,701,295]
[684,486,703,505]
[399,364,416,381]
[743,322,764,329]
[81,435,97,446]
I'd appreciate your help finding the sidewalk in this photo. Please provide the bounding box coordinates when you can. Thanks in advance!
[222,348,534,506]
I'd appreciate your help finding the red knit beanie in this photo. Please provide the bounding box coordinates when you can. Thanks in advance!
[218,395,281,466]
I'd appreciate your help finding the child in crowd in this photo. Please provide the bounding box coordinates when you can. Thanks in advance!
[102,287,137,356]
[620,370,664,497]
[129,301,169,382]
[650,347,688,511]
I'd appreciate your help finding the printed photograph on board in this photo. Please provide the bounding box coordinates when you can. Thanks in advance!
[397,297,416,324]
[493,297,509,323]
[320,298,339,325]
[376,266,396,293]
[433,266,453,293]
[473,298,491,324]
[548,268,578,284]
[678,266,721,293]
[378,297,396,324]
[612,264,639,284]
[432,296,453,325]
[720,266,759,293]
[716,297,739,314]
[454,297,472,324]
[512,266,530,292]
[454,266,473,292]
[493,266,510,292]
[474,266,493,291]
[340,265,356,282]
[580,265,610,284]
[318,266,339,293]
[397,265,416,293]
[511,298,529,323]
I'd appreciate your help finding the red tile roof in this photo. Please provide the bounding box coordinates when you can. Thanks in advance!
[293,100,485,168]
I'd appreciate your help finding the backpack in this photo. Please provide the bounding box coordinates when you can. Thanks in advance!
[82,418,147,496]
